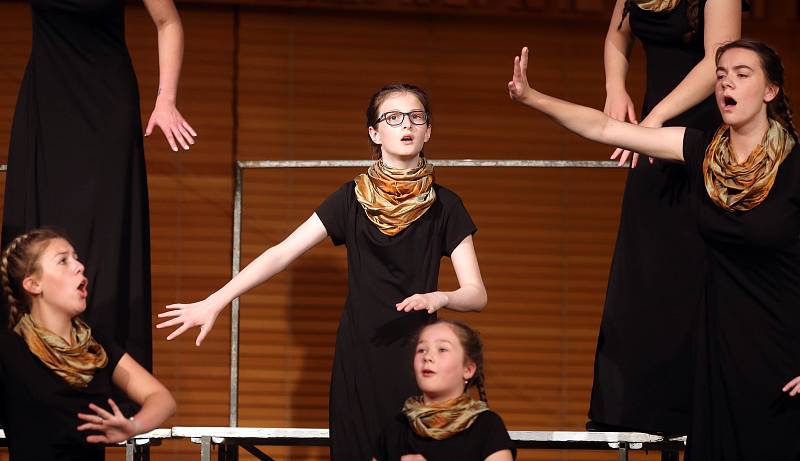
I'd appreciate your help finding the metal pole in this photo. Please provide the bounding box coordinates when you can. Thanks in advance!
[230,163,243,427]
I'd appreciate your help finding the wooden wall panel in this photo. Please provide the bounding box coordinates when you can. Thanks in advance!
[0,1,797,460]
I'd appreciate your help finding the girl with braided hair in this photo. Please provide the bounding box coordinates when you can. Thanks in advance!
[372,319,514,461]
[591,0,744,435]
[509,38,800,460]
[0,229,175,460]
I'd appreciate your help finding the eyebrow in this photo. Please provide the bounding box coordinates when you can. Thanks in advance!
[717,65,754,72]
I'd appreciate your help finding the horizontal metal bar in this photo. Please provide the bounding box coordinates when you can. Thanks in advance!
[236,159,626,169]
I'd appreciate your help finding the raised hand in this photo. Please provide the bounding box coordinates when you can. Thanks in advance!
[508,47,534,103]
[77,399,137,444]
[396,292,448,314]
[157,297,225,346]
[145,100,197,152]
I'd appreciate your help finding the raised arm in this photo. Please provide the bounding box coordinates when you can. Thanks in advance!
[77,354,176,443]
[604,0,638,125]
[157,213,329,345]
[142,0,197,151]
[508,47,686,163]
[395,235,487,314]
[644,0,741,126]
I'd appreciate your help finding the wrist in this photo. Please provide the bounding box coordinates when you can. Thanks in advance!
[129,416,140,436]
[155,90,177,106]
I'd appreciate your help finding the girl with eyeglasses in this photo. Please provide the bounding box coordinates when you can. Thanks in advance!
[158,83,487,460]
[0,229,175,460]
[509,39,800,460]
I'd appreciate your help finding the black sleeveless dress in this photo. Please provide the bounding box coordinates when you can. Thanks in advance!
[589,0,717,434]
[2,0,152,376]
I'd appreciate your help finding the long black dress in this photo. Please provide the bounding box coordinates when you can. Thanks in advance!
[2,0,152,376]
[682,129,800,461]
[589,0,718,434]
[374,410,517,461]
[316,181,477,461]
[0,330,125,460]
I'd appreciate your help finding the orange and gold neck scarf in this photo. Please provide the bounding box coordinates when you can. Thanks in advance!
[402,393,489,440]
[14,314,108,388]
[354,158,436,236]
[633,0,680,12]
[703,119,795,212]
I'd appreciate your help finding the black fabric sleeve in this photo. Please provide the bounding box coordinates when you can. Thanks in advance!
[479,411,517,460]
[315,181,353,246]
[682,128,709,184]
[93,332,125,371]
[439,188,477,257]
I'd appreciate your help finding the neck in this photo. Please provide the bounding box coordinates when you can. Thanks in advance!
[30,306,73,344]
[423,389,464,405]
[730,115,771,164]
[381,154,421,170]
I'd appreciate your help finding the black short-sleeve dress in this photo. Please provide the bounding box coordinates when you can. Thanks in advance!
[374,410,516,461]
[0,330,125,461]
[682,128,800,461]
[316,181,477,461]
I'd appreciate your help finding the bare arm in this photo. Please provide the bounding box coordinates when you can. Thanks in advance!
[77,354,176,443]
[604,0,638,124]
[485,449,514,461]
[396,235,487,313]
[508,47,685,163]
[157,213,329,345]
[645,0,741,125]
[142,0,197,151]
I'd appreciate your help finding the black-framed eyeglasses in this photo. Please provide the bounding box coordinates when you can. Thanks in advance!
[375,110,428,127]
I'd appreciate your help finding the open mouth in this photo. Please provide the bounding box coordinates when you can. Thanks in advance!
[723,95,737,109]
[401,135,414,143]
[77,279,88,298]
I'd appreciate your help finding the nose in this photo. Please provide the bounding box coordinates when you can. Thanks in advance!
[75,259,85,274]
[402,114,413,130]
[721,76,734,89]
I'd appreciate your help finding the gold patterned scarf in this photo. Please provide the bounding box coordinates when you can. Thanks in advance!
[354,159,436,236]
[402,393,489,440]
[703,119,796,212]
[633,0,680,12]
[14,314,108,388]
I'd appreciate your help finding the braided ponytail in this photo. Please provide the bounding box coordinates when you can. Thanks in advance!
[1,229,65,328]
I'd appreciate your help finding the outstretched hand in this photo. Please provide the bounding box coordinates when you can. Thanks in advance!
[396,292,447,314]
[783,375,800,396]
[145,100,197,152]
[508,46,534,103]
[157,297,224,346]
[77,399,137,444]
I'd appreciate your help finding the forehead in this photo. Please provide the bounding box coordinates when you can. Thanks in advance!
[379,92,424,113]
[41,238,74,256]
[718,47,761,69]
[419,323,460,343]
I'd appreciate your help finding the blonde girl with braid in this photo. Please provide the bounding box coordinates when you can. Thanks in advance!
[509,39,800,460]
[372,319,514,461]
[0,229,175,461]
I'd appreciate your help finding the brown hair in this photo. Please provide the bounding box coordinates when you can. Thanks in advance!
[1,229,68,328]
[416,318,488,403]
[366,83,432,158]
[619,0,700,43]
[716,39,798,142]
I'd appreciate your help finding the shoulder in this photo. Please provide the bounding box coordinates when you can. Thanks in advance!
[475,410,510,430]
[0,329,24,354]
[433,184,468,209]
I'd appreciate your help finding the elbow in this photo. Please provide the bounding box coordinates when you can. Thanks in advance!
[473,286,488,312]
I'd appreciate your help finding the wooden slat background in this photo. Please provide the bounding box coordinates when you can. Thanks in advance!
[0,1,797,459]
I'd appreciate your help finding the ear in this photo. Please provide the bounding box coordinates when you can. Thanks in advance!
[764,83,779,103]
[463,361,476,381]
[423,124,432,143]
[22,275,41,296]
[368,126,382,145]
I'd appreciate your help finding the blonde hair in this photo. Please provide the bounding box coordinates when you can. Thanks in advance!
[1,229,67,328]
